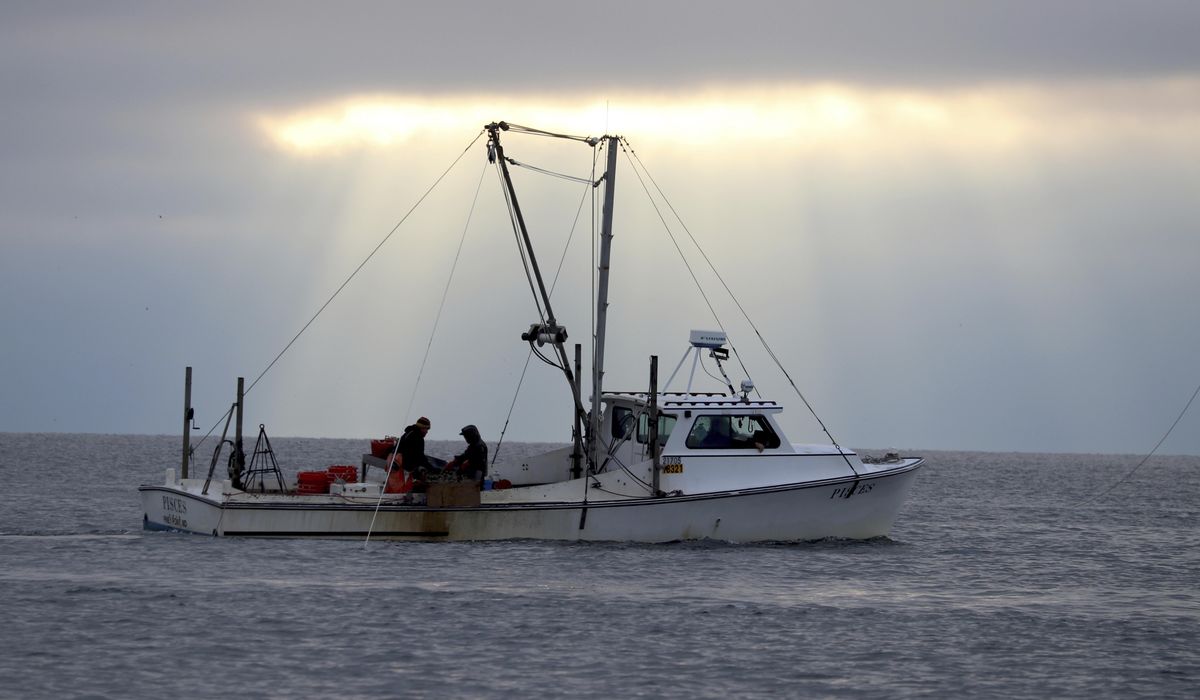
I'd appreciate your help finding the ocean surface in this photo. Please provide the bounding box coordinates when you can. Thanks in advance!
[0,433,1196,699]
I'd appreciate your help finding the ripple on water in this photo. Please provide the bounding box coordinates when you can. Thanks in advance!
[0,437,1196,698]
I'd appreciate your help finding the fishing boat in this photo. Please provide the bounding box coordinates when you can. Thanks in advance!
[140,122,922,542]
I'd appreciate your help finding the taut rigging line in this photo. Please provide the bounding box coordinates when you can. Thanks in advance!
[620,137,860,481]
[192,130,486,454]
[1087,378,1200,503]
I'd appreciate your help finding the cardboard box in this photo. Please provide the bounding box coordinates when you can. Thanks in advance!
[427,482,481,507]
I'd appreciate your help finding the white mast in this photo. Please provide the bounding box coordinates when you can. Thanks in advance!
[590,135,619,471]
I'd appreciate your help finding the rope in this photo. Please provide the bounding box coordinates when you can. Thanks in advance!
[699,353,730,390]
[401,160,489,424]
[495,160,548,325]
[364,438,405,548]
[506,157,597,186]
[193,130,485,454]
[620,138,858,478]
[367,153,491,547]
[503,122,597,144]
[491,351,536,468]
[492,169,596,465]
[590,143,599,410]
[579,143,603,529]
[1086,379,1200,503]
[620,139,758,394]
[618,144,735,361]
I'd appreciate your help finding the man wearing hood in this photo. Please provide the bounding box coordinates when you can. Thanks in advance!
[451,424,488,484]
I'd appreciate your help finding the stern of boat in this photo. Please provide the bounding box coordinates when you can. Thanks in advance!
[140,469,227,536]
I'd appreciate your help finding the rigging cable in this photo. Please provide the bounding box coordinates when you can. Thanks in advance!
[368,161,488,547]
[192,130,485,454]
[530,343,567,371]
[699,353,730,390]
[580,139,606,530]
[591,419,654,493]
[495,159,548,325]
[492,158,598,466]
[506,157,598,186]
[401,159,490,424]
[619,139,758,395]
[503,123,597,144]
[621,137,859,478]
[618,143,744,379]
[491,351,536,468]
[590,141,599,411]
[1085,378,1200,503]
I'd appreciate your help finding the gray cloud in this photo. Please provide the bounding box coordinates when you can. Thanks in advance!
[4,1,1200,109]
[2,1,1199,454]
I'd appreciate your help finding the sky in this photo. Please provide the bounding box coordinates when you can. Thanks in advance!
[2,1,1198,455]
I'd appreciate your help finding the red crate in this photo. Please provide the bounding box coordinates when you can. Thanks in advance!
[296,470,333,494]
[370,439,397,459]
[327,465,357,483]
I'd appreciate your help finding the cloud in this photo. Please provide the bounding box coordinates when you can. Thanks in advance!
[254,79,1200,160]
[3,2,1199,453]
[5,1,1200,108]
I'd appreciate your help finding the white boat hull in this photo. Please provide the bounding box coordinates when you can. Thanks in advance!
[140,460,921,542]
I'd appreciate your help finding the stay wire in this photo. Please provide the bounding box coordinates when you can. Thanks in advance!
[503,123,597,144]
[591,143,599,399]
[618,144,732,363]
[491,351,535,468]
[402,159,489,424]
[586,141,601,486]
[192,130,485,455]
[1086,379,1200,503]
[369,156,488,547]
[495,160,548,325]
[620,138,758,394]
[622,138,857,473]
[623,142,810,408]
[492,168,596,465]
[506,157,597,186]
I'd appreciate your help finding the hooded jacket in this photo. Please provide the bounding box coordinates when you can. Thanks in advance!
[399,424,431,472]
[454,427,488,480]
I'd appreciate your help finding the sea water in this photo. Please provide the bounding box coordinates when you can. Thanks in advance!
[0,433,1196,699]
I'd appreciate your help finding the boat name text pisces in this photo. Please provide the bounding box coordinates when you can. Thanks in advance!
[162,495,189,529]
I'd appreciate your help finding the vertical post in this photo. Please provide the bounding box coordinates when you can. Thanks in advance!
[181,366,192,479]
[649,355,661,496]
[590,135,619,470]
[571,343,583,479]
[234,377,245,488]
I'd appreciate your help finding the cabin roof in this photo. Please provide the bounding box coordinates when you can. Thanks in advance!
[602,391,782,412]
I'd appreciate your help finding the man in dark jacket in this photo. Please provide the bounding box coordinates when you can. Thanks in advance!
[398,416,434,475]
[451,424,488,484]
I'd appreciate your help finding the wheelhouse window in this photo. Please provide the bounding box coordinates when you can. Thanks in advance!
[611,406,636,440]
[685,415,781,450]
[636,413,677,446]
